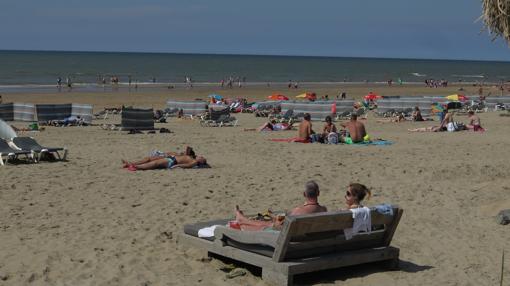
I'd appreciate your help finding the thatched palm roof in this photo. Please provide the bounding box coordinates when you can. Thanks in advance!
[482,0,510,43]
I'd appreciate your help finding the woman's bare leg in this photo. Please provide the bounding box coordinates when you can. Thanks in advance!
[133,158,169,170]
[122,157,154,168]
[235,206,273,231]
[409,126,436,132]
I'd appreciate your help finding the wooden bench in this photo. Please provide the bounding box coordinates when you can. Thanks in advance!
[180,205,403,286]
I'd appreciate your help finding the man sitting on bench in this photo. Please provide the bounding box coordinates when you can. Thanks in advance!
[235,181,327,231]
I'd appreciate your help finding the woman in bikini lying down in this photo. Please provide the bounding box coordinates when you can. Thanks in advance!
[121,146,207,171]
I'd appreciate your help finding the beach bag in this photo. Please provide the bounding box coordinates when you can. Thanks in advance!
[310,133,322,143]
[447,122,462,132]
[327,132,338,144]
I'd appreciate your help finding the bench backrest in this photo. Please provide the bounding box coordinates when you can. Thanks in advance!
[272,205,403,262]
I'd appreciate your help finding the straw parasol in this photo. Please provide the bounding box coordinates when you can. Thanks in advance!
[481,0,510,44]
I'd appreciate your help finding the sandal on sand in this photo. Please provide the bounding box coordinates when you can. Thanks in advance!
[128,129,143,134]
[226,268,246,279]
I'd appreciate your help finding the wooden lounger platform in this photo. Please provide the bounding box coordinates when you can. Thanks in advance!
[180,205,403,286]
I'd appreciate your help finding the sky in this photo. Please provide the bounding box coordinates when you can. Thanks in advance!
[1,0,509,61]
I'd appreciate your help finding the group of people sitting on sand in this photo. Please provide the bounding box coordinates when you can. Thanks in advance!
[297,113,367,144]
[409,109,483,132]
[122,146,207,171]
[234,180,370,231]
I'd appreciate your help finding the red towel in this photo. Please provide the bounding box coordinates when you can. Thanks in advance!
[270,137,310,143]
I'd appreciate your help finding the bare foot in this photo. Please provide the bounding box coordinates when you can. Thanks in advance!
[235,205,245,222]
[121,159,131,168]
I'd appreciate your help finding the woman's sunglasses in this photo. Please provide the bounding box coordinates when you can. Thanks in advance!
[345,191,353,197]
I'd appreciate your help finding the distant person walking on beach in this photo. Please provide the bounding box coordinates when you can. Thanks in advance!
[57,77,62,89]
[66,76,72,90]
[341,92,346,100]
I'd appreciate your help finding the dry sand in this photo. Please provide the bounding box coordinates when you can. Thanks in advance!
[0,84,509,286]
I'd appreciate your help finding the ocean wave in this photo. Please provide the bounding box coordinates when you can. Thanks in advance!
[451,74,485,78]
[411,73,426,77]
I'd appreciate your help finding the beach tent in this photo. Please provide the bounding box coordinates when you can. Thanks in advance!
[36,104,73,123]
[120,107,154,131]
[267,94,289,101]
[35,103,93,124]
[252,100,282,111]
[166,100,208,116]
[0,119,16,139]
[0,103,36,122]
[71,104,93,124]
[280,100,354,121]
[0,104,13,121]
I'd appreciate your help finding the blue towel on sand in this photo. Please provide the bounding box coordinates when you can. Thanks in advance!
[352,140,393,146]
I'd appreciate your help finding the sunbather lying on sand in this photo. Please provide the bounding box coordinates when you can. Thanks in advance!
[408,108,452,132]
[243,120,293,132]
[234,181,327,231]
[122,146,207,170]
[376,113,405,123]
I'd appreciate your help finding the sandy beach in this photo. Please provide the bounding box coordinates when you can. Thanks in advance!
[1,84,509,286]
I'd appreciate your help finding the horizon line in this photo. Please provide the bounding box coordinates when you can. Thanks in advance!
[1,48,509,64]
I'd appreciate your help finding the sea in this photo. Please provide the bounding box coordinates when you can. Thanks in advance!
[1,50,509,92]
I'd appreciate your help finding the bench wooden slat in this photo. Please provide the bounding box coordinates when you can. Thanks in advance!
[286,207,396,237]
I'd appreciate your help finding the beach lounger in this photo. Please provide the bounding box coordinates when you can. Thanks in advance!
[12,137,67,162]
[0,138,33,166]
[200,108,238,127]
[181,205,403,286]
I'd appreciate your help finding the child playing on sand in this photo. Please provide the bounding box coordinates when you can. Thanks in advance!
[466,110,484,131]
